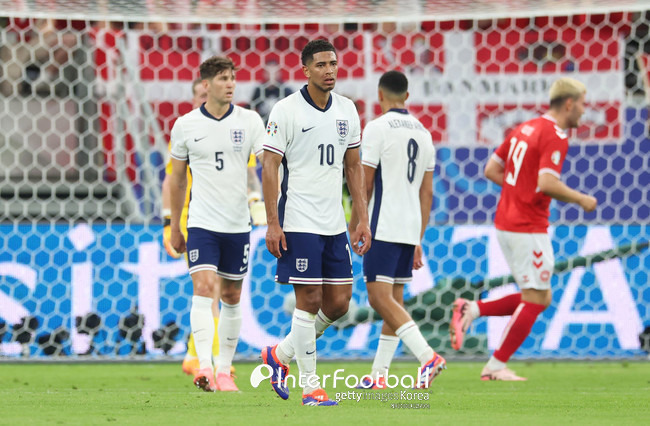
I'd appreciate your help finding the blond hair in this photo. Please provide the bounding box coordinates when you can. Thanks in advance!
[549,77,586,109]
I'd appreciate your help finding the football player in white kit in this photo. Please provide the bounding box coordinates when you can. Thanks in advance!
[261,39,372,406]
[169,56,265,392]
[350,71,446,389]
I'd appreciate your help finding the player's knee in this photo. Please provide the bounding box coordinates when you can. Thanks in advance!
[295,287,323,313]
[220,284,242,305]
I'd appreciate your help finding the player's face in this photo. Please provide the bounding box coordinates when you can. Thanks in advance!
[303,51,338,92]
[566,93,586,129]
[206,69,236,105]
[192,82,208,109]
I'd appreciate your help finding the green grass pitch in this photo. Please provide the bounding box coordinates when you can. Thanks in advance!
[1,361,648,425]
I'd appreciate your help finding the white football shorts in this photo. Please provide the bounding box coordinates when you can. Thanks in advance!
[496,229,555,290]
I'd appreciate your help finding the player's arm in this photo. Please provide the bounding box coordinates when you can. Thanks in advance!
[169,157,189,254]
[414,170,434,270]
[484,157,505,186]
[247,153,266,226]
[347,164,375,235]
[161,171,181,258]
[262,150,286,258]
[538,173,597,212]
[345,148,371,255]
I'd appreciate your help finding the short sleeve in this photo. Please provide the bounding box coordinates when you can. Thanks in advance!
[169,119,188,161]
[347,105,362,149]
[491,136,511,167]
[249,111,266,158]
[360,121,383,169]
[425,140,436,172]
[263,102,288,157]
[538,128,569,179]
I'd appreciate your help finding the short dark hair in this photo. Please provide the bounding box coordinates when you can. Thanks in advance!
[301,39,336,66]
[199,56,235,80]
[378,70,408,96]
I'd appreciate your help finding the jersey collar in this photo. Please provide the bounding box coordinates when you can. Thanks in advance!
[300,85,332,112]
[200,103,234,121]
[388,108,408,114]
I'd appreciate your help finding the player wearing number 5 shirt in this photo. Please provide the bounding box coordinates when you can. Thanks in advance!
[450,77,597,381]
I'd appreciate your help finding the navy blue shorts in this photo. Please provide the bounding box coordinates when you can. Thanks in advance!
[276,232,353,285]
[363,239,415,284]
[186,227,250,280]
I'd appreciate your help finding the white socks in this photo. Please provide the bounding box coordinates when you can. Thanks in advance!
[315,310,334,338]
[276,308,333,365]
[290,309,319,393]
[486,356,507,371]
[216,300,241,375]
[395,321,434,365]
[371,334,400,376]
[190,295,215,370]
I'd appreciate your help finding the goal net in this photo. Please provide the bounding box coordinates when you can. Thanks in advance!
[0,1,648,360]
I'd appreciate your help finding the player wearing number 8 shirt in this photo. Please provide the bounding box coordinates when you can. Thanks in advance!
[450,77,597,381]
[169,56,264,392]
[351,71,445,389]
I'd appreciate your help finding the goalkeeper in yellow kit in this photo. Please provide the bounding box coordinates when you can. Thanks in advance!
[161,78,267,376]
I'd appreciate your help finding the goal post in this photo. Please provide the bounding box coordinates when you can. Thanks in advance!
[0,3,648,360]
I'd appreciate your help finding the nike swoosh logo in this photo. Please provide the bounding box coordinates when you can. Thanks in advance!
[226,337,238,341]
[239,266,247,272]
[194,136,207,142]
[301,126,315,133]
[306,349,315,355]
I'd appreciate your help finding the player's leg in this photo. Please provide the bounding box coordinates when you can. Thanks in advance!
[179,219,201,376]
[186,228,221,391]
[261,233,326,402]
[480,231,553,381]
[212,231,249,391]
[365,240,445,388]
[451,229,523,350]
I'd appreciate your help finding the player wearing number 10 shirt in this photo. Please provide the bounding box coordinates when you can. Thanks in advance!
[450,77,597,381]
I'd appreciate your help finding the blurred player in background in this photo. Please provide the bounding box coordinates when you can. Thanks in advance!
[162,79,266,378]
[167,56,265,391]
[351,70,445,389]
[261,39,371,406]
[450,77,597,381]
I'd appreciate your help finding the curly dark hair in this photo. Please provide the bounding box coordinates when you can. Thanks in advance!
[301,39,336,66]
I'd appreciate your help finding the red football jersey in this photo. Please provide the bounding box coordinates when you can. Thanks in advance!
[493,114,569,233]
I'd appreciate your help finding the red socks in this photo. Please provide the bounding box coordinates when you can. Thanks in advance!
[493,301,546,363]
[477,293,522,316]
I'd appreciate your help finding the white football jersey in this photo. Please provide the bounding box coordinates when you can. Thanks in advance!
[264,86,361,235]
[170,104,264,233]
[361,109,435,245]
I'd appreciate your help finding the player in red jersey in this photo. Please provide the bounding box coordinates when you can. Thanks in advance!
[450,77,597,380]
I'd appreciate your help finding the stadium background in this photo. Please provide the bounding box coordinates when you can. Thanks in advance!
[0,1,648,361]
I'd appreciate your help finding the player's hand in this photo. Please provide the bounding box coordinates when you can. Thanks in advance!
[579,194,597,213]
[170,228,187,256]
[350,223,372,255]
[249,200,267,226]
[266,222,286,258]
[163,224,182,258]
[413,245,424,270]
